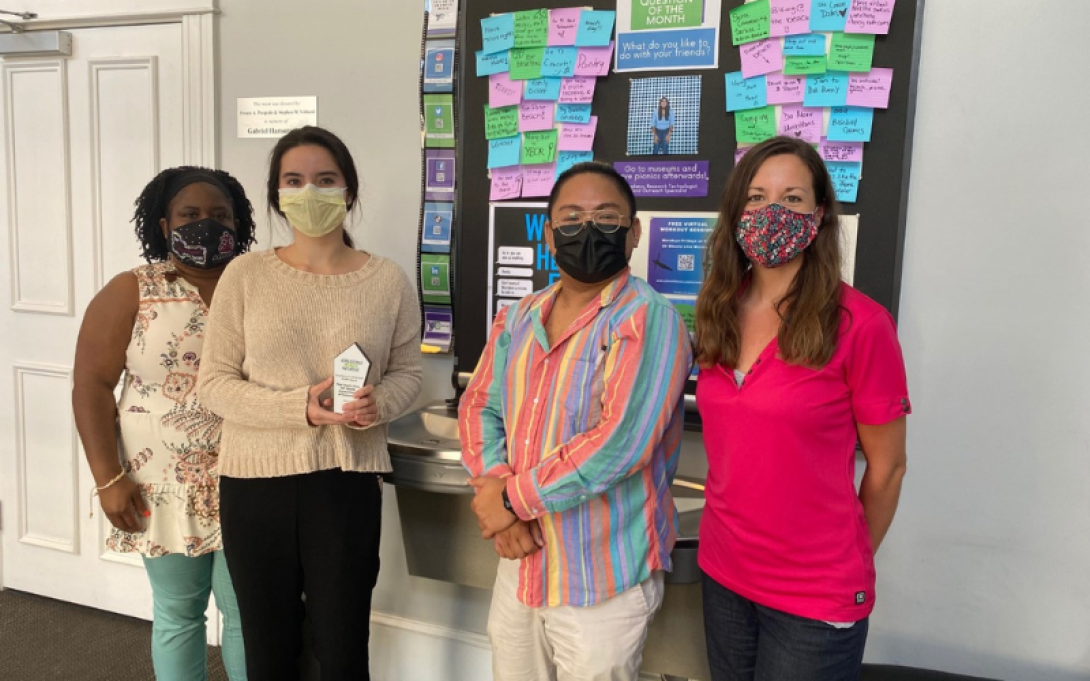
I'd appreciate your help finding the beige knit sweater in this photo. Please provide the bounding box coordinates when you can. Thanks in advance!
[198,249,422,478]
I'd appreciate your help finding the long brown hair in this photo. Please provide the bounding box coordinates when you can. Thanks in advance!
[695,136,843,369]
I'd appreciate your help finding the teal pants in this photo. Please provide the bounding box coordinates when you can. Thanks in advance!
[142,551,246,681]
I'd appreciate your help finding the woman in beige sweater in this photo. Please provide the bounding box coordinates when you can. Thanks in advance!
[198,126,422,681]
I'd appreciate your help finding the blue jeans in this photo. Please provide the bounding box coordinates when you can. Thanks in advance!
[653,128,670,154]
[702,571,868,681]
[143,551,247,681]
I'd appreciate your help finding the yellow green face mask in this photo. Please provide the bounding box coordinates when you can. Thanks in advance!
[278,184,347,237]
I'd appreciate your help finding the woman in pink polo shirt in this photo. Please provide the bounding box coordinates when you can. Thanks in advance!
[694,136,910,680]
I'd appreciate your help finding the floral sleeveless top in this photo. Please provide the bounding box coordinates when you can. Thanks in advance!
[106,262,222,557]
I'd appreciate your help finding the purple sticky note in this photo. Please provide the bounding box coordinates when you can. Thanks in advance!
[521,163,557,197]
[770,0,812,37]
[845,0,896,35]
[846,67,893,108]
[490,166,523,201]
[489,72,522,108]
[549,7,582,46]
[559,76,596,103]
[734,147,750,165]
[740,38,784,79]
[519,100,555,132]
[558,116,597,151]
[766,73,804,105]
[819,138,864,162]
[778,105,822,143]
[574,42,612,76]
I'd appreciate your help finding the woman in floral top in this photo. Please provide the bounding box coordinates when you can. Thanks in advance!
[73,166,256,680]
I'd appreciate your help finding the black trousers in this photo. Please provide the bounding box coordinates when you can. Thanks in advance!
[220,469,383,681]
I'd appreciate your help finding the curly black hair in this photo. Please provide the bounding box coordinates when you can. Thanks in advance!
[132,166,257,262]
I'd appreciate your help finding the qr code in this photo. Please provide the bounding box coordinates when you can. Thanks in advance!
[677,254,695,271]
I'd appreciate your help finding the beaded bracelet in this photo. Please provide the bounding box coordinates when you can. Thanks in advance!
[88,469,127,518]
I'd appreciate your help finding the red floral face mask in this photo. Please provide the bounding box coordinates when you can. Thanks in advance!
[735,203,819,268]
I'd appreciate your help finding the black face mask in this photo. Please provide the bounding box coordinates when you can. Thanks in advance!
[552,225,629,284]
[169,218,237,270]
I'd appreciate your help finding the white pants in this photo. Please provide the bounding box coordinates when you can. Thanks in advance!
[487,558,665,681]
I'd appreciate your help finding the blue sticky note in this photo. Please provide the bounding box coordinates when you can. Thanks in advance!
[784,34,826,56]
[576,10,615,47]
[725,72,768,111]
[524,77,563,100]
[557,150,593,176]
[481,14,516,55]
[827,106,875,142]
[556,103,592,124]
[476,50,510,77]
[488,135,522,169]
[540,47,577,77]
[810,0,851,32]
[803,71,849,107]
[826,161,862,202]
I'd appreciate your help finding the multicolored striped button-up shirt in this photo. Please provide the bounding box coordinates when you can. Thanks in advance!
[459,271,691,607]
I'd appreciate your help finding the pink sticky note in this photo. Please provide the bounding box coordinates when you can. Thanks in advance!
[845,0,895,34]
[519,101,555,132]
[489,72,522,108]
[734,147,750,165]
[765,73,804,105]
[779,105,822,143]
[549,8,582,46]
[490,166,523,201]
[846,67,893,108]
[740,38,784,79]
[558,116,597,152]
[559,76,596,103]
[574,42,612,76]
[819,138,864,162]
[521,163,557,197]
[770,0,811,37]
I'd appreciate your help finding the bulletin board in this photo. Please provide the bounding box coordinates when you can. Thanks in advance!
[451,1,924,396]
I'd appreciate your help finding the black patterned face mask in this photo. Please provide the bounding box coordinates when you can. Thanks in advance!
[170,218,237,270]
[552,225,630,284]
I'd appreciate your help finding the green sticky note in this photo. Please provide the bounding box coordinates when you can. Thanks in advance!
[632,0,704,30]
[784,55,827,75]
[423,94,454,148]
[420,254,451,303]
[735,106,776,144]
[828,32,874,72]
[484,105,519,140]
[509,47,545,81]
[513,9,549,47]
[521,129,558,165]
[730,0,770,46]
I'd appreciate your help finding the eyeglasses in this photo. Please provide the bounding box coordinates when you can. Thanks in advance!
[553,210,631,237]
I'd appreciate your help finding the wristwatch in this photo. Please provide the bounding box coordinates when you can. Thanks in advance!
[501,487,516,516]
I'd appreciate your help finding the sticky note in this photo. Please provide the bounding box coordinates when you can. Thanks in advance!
[557,150,593,176]
[785,55,827,75]
[522,129,558,164]
[770,0,811,37]
[488,136,521,169]
[521,163,556,198]
[827,161,862,202]
[481,14,516,54]
[819,138,864,162]
[574,43,612,76]
[509,47,545,80]
[847,67,893,108]
[524,77,563,100]
[810,0,851,32]
[845,0,896,35]
[556,103,592,124]
[513,9,549,48]
[766,73,804,105]
[726,72,768,111]
[484,105,519,140]
[828,106,874,142]
[490,166,523,200]
[489,71,522,108]
[540,47,577,77]
[730,0,771,46]
[519,100,555,132]
[735,106,776,144]
[829,32,875,72]
[558,116,597,151]
[803,71,849,107]
[549,7,582,46]
[576,10,615,47]
[476,50,510,77]
[559,76,596,103]
[783,34,827,56]
[778,105,822,143]
[734,146,751,164]
[740,38,784,79]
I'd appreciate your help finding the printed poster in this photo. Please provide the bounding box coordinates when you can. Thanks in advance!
[487,202,556,326]
[615,0,722,72]
[424,39,456,93]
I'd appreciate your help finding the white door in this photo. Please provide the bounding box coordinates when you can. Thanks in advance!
[0,19,213,625]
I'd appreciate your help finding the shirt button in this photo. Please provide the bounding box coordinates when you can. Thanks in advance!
[900,398,908,405]
[533,398,539,404]
[524,439,530,445]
